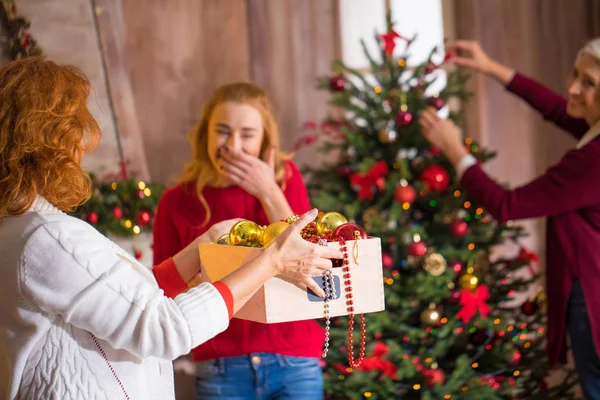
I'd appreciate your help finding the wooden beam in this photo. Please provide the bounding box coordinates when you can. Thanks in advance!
[91,0,150,180]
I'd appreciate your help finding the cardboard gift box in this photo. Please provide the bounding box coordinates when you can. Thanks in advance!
[199,237,385,324]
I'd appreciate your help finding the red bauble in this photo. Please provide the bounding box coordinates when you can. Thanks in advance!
[419,165,450,191]
[449,260,463,274]
[429,146,441,155]
[138,211,151,227]
[331,223,368,241]
[521,300,539,316]
[394,185,416,204]
[407,241,427,257]
[448,290,461,304]
[428,97,445,110]
[137,190,145,199]
[423,368,445,387]
[450,220,468,237]
[113,207,123,219]
[329,76,346,92]
[382,252,394,269]
[396,110,413,127]
[134,250,143,260]
[511,350,521,365]
[87,212,98,225]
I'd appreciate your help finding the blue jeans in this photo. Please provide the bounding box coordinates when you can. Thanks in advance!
[567,280,600,400]
[193,353,324,400]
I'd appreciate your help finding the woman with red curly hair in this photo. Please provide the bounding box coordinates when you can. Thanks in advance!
[0,57,340,400]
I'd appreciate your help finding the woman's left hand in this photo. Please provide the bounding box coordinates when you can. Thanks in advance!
[197,218,243,244]
[419,107,468,165]
[219,146,278,198]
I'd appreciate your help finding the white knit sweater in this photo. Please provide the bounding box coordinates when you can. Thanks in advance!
[0,197,230,399]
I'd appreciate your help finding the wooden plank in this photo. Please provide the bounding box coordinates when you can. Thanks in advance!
[92,0,150,180]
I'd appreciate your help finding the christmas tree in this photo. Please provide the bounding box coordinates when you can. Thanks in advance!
[302,13,580,400]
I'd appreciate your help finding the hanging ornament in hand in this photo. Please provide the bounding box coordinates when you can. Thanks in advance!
[378,126,398,143]
[316,212,348,237]
[88,212,98,225]
[521,299,539,316]
[428,96,445,110]
[408,241,427,257]
[450,220,468,237]
[262,221,289,247]
[394,183,416,205]
[419,165,450,191]
[420,303,441,326]
[423,253,447,276]
[229,220,263,247]
[137,210,151,227]
[329,75,346,92]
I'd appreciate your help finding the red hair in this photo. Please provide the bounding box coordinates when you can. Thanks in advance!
[0,57,101,220]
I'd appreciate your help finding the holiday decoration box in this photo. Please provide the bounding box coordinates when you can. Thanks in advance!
[199,236,386,324]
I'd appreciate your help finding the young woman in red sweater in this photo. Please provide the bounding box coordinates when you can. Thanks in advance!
[419,39,600,399]
[153,82,326,399]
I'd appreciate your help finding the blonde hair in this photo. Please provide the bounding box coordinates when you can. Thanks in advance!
[0,57,101,220]
[180,82,290,226]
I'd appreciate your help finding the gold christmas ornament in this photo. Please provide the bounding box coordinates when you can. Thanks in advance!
[420,303,441,326]
[215,234,230,245]
[378,127,398,144]
[229,220,263,247]
[459,273,479,291]
[262,221,290,247]
[423,253,447,276]
[535,285,547,312]
[316,212,348,236]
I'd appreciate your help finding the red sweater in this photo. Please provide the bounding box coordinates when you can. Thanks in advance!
[152,161,325,361]
[461,73,600,364]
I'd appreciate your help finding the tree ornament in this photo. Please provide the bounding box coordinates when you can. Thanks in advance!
[419,165,450,191]
[394,184,416,204]
[407,241,427,257]
[511,350,522,365]
[134,249,143,260]
[420,303,441,326]
[317,212,348,237]
[450,220,468,237]
[428,96,445,110]
[535,285,547,312]
[137,190,145,199]
[423,253,447,276]
[449,260,463,275]
[262,221,289,247]
[378,127,398,143]
[459,273,479,291]
[521,300,539,316]
[423,368,445,386]
[113,207,123,219]
[229,220,263,247]
[88,212,98,225]
[329,75,345,92]
[137,210,151,227]
[396,109,413,127]
[331,223,368,241]
[382,252,394,269]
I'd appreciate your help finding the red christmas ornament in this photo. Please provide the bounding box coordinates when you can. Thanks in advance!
[419,165,450,191]
[134,250,143,260]
[511,350,522,365]
[138,211,151,227]
[428,97,445,110]
[396,110,413,127]
[407,241,427,257]
[331,223,368,241]
[137,190,145,199]
[448,290,461,304]
[382,252,394,269]
[429,146,441,155]
[450,220,468,237]
[450,260,463,274]
[423,368,445,387]
[87,212,98,225]
[394,185,416,204]
[113,207,123,219]
[521,300,539,316]
[329,76,345,92]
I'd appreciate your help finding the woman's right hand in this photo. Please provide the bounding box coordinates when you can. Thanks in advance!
[267,209,343,297]
[446,40,492,73]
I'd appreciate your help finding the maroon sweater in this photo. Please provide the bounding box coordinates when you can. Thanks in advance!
[152,161,325,361]
[461,73,600,364]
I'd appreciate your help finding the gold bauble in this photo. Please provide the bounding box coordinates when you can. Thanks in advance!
[215,234,230,245]
[420,303,441,326]
[229,220,263,247]
[316,212,348,237]
[459,273,479,291]
[378,127,398,144]
[423,253,447,276]
[262,221,290,247]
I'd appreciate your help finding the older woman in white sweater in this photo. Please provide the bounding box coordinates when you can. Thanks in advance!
[0,57,341,400]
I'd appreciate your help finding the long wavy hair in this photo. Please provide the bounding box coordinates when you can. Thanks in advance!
[0,57,101,220]
[179,82,290,226]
